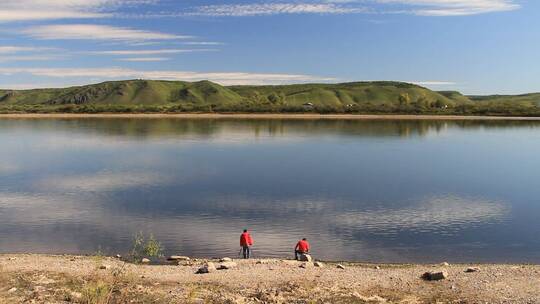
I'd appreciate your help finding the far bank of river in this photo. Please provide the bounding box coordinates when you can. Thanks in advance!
[2,113,540,120]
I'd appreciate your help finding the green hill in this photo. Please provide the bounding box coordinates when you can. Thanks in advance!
[0,80,243,105]
[469,93,540,105]
[1,80,539,116]
[438,91,472,104]
[229,81,454,108]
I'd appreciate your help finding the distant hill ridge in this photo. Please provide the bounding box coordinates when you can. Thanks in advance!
[1,80,539,115]
[0,80,454,105]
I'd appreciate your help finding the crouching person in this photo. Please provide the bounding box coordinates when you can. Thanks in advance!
[295,238,310,260]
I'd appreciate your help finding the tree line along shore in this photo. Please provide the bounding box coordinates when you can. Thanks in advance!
[2,80,540,116]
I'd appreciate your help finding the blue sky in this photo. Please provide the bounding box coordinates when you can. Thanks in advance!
[0,0,537,94]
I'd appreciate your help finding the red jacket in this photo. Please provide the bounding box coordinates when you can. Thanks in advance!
[240,232,253,247]
[295,240,310,253]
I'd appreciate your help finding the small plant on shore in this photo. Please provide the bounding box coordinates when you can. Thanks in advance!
[81,280,112,304]
[92,247,106,266]
[129,232,164,262]
[144,234,163,257]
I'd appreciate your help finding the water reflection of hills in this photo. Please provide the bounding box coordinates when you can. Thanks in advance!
[2,118,540,139]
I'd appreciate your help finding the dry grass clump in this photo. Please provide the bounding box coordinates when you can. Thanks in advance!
[0,264,167,304]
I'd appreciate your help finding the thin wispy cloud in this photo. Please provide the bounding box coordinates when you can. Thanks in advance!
[185,0,519,17]
[0,0,152,22]
[22,24,189,41]
[411,81,456,86]
[184,42,224,46]
[0,0,520,22]
[117,57,170,61]
[0,46,63,62]
[0,55,63,62]
[0,162,20,174]
[0,46,55,54]
[0,67,335,86]
[376,0,520,16]
[187,3,368,16]
[0,83,86,90]
[90,49,216,55]
[0,9,105,22]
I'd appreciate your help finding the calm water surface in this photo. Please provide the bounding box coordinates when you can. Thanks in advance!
[1,118,540,263]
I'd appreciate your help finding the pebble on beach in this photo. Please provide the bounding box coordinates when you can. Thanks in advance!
[197,262,217,274]
[422,271,448,281]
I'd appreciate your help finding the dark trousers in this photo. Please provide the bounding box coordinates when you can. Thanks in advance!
[242,246,251,259]
[295,250,307,260]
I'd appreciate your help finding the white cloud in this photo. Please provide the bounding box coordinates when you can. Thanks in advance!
[0,55,64,62]
[0,9,105,22]
[0,46,55,54]
[0,67,335,86]
[411,81,456,86]
[0,46,63,62]
[0,0,519,22]
[188,3,368,16]
[0,0,150,8]
[117,57,170,61]
[184,42,224,46]
[0,0,152,22]
[0,162,20,174]
[22,24,188,41]
[0,83,87,90]
[377,0,520,16]
[184,0,518,17]
[91,49,215,55]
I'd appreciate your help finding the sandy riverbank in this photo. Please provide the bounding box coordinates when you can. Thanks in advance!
[1,113,540,120]
[0,254,538,303]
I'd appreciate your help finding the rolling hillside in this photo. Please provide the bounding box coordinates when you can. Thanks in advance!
[0,80,456,107]
[0,80,243,105]
[469,93,540,105]
[1,79,539,115]
[229,81,458,107]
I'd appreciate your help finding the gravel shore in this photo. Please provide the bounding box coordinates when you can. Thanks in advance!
[1,113,540,120]
[1,254,539,303]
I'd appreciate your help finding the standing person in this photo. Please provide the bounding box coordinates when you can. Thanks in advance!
[240,229,253,259]
[295,238,310,260]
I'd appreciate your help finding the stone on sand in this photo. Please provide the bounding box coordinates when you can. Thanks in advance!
[197,262,217,274]
[422,271,448,281]
[218,262,238,270]
[466,267,481,273]
[168,256,191,261]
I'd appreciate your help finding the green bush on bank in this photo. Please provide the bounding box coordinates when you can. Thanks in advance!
[129,232,164,262]
[1,102,540,116]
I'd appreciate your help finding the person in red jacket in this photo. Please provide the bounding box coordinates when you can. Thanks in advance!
[295,238,310,260]
[240,229,253,259]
